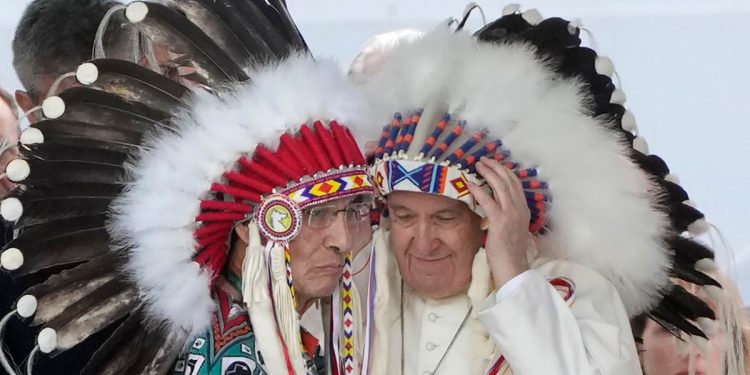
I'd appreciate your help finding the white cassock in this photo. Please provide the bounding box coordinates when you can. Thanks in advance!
[365,229,643,375]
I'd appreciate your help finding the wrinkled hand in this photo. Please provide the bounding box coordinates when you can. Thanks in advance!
[467,156,531,288]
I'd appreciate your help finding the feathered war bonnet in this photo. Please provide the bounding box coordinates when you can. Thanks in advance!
[107,56,372,375]
[352,4,722,344]
[0,1,371,374]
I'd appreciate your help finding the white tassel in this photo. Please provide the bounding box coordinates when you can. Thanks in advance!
[241,223,266,304]
[241,222,289,375]
[270,244,305,374]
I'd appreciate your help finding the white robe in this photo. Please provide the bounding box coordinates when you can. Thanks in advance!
[365,229,643,375]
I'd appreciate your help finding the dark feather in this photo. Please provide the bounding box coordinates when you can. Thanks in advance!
[82,309,149,375]
[130,2,248,85]
[19,254,138,355]
[631,151,670,179]
[31,120,144,150]
[20,254,118,298]
[83,309,185,375]
[670,204,705,233]
[263,0,308,52]
[521,18,581,60]
[56,87,172,132]
[83,59,189,111]
[474,13,532,43]
[670,264,721,288]
[6,228,111,277]
[668,235,715,265]
[662,284,716,320]
[162,1,257,66]
[27,132,139,155]
[661,180,690,203]
[650,306,706,339]
[15,183,122,202]
[47,279,139,354]
[7,215,107,251]
[14,183,122,229]
[23,143,128,166]
[24,159,125,185]
[193,0,275,62]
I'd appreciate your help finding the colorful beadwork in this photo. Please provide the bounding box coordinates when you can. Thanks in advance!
[372,111,551,233]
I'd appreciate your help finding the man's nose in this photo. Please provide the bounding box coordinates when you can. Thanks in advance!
[322,211,352,253]
[411,219,439,254]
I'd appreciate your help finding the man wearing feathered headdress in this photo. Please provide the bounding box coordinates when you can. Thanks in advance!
[350,6,722,375]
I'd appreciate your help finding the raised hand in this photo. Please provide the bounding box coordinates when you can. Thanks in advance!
[468,156,532,288]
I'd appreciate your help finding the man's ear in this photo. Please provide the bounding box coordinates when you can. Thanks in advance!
[234,221,251,245]
[15,90,39,123]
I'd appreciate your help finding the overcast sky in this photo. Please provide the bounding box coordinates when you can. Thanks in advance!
[1,0,748,302]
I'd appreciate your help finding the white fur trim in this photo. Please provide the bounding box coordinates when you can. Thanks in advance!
[633,136,649,154]
[567,19,582,35]
[697,317,719,337]
[108,55,373,337]
[0,197,23,222]
[611,89,627,105]
[349,29,425,84]
[522,9,543,25]
[688,218,710,235]
[38,328,57,353]
[595,56,615,78]
[17,295,37,318]
[6,159,30,182]
[125,2,149,23]
[703,285,724,302]
[76,63,99,85]
[359,28,672,316]
[621,110,637,132]
[695,258,718,273]
[41,96,65,119]
[691,335,710,353]
[502,3,521,16]
[20,128,44,145]
[0,248,23,271]
[664,174,681,184]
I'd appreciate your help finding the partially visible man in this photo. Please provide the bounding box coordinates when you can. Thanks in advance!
[12,0,122,122]
[2,1,126,373]
[353,8,721,375]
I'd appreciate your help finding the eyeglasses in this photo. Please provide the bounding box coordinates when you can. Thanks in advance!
[303,202,371,230]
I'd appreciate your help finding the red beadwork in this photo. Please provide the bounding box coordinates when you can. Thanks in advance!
[194,120,368,288]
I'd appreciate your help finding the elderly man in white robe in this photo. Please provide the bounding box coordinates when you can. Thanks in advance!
[349,8,716,375]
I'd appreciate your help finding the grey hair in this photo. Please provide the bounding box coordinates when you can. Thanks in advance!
[12,0,121,98]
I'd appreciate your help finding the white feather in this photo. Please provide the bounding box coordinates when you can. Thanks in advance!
[108,55,373,337]
[359,28,672,316]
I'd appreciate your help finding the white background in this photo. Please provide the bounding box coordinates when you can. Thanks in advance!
[1,1,748,303]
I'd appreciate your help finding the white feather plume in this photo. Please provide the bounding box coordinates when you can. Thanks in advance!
[358,27,672,316]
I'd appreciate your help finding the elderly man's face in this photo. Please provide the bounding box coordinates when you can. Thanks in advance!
[288,196,373,301]
[387,191,484,300]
